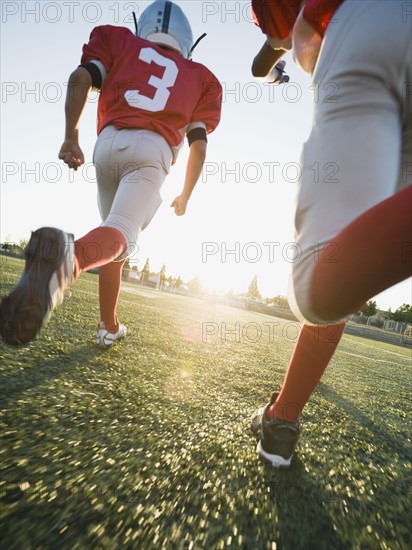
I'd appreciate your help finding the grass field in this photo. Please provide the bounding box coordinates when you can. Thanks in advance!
[1,256,411,549]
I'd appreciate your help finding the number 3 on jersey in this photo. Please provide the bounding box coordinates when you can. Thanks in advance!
[124,47,179,112]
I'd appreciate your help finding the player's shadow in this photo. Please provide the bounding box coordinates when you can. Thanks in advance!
[317,382,409,459]
[253,381,410,549]
[0,345,108,408]
[258,456,346,550]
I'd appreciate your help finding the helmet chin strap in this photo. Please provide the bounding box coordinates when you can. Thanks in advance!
[189,33,207,58]
[133,11,138,35]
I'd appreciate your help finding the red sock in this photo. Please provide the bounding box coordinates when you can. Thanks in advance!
[268,322,345,422]
[99,260,125,333]
[74,227,126,275]
[311,185,412,321]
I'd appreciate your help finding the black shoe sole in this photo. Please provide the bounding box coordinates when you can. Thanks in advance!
[0,227,73,346]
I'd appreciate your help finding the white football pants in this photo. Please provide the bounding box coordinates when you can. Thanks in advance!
[289,0,412,323]
[93,125,173,259]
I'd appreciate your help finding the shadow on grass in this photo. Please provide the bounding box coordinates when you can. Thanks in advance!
[259,455,346,550]
[317,382,410,460]
[0,345,107,408]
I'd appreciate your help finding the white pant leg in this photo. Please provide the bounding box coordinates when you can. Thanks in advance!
[93,126,173,258]
[289,0,412,324]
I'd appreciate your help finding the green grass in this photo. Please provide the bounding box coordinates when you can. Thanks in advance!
[1,256,411,549]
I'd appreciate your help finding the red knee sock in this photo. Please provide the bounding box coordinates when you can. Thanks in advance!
[268,322,345,422]
[74,227,126,276]
[99,260,125,333]
[311,185,412,322]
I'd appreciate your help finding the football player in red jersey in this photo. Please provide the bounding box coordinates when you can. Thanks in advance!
[250,0,411,467]
[0,1,222,348]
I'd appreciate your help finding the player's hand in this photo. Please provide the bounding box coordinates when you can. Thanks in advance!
[273,60,290,85]
[58,140,85,171]
[171,195,188,216]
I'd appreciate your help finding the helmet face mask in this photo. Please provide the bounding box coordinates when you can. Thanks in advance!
[137,1,194,58]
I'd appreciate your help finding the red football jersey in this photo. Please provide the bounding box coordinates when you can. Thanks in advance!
[252,0,345,39]
[303,0,345,37]
[251,0,301,39]
[81,25,222,147]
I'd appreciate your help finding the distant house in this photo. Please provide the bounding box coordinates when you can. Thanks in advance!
[146,275,159,288]
[383,319,407,333]
[403,325,412,344]
[128,270,140,281]
[374,309,389,321]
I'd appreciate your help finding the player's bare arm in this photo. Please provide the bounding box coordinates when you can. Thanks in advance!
[58,66,92,170]
[250,0,300,81]
[251,39,288,77]
[171,139,207,216]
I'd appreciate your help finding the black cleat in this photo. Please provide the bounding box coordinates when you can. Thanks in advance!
[0,227,75,346]
[251,392,300,468]
[250,392,279,437]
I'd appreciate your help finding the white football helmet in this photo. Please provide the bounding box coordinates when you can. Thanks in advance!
[137,1,193,59]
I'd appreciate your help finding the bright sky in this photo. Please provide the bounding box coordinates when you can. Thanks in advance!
[1,0,411,311]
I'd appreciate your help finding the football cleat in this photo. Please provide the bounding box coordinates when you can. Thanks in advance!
[96,322,127,348]
[250,392,279,437]
[251,392,300,468]
[257,417,300,468]
[0,227,75,346]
